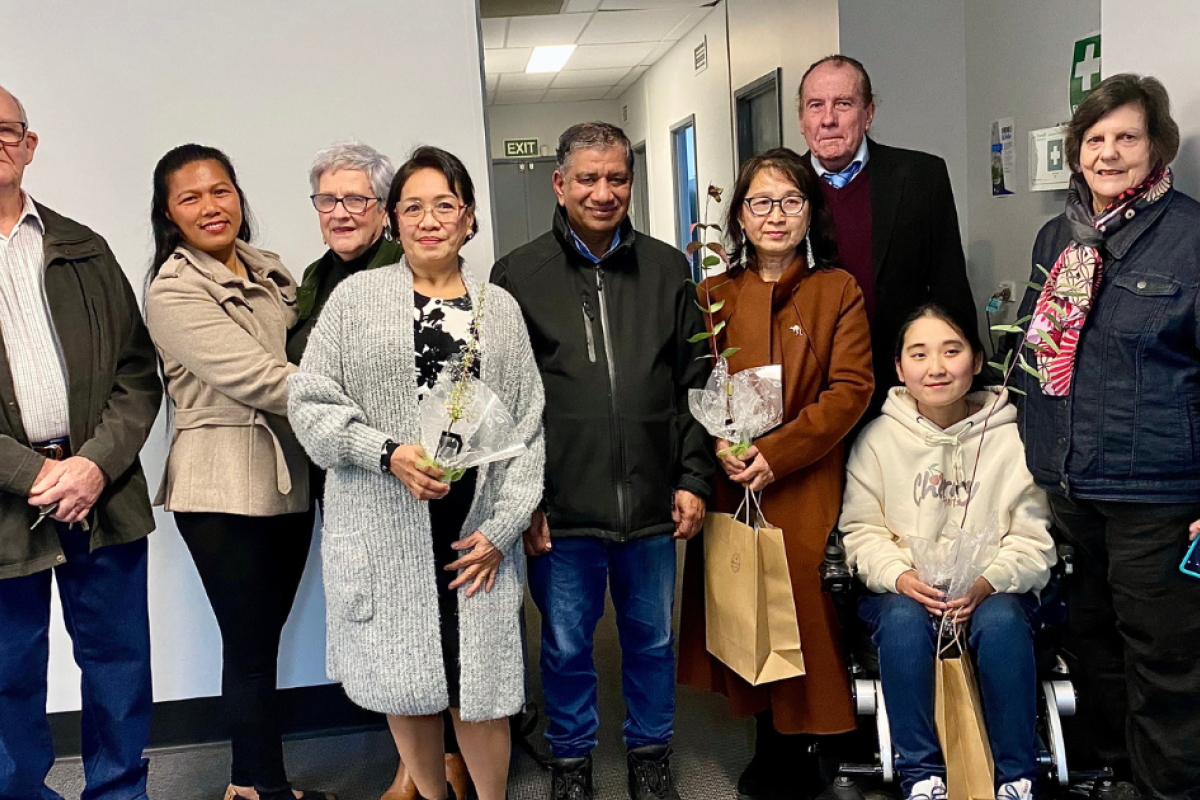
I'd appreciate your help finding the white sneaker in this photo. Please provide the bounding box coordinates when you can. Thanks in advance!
[907,777,948,800]
[997,779,1034,800]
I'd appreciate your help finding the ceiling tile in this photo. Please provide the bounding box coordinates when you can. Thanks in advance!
[505,13,593,48]
[599,0,709,8]
[543,87,613,103]
[492,89,550,105]
[618,64,649,86]
[577,8,692,44]
[603,85,627,100]
[563,0,602,10]
[481,18,508,49]
[552,67,632,88]
[499,72,557,91]
[485,48,534,73]
[638,40,675,65]
[566,42,656,70]
[486,73,501,93]
[665,8,712,40]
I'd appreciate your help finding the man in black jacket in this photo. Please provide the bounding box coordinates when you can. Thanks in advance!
[798,55,980,420]
[0,85,161,800]
[491,122,713,800]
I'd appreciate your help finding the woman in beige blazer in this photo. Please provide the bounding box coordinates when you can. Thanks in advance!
[144,144,329,800]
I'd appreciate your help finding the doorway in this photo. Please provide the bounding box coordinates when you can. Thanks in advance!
[735,69,782,166]
[631,141,650,234]
[671,116,700,278]
[491,157,560,258]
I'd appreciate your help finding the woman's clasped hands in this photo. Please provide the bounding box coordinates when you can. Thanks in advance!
[716,438,776,492]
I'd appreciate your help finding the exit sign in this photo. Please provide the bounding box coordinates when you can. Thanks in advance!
[504,138,538,157]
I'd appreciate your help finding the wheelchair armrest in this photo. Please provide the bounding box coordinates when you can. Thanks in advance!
[820,529,855,595]
[1057,544,1075,577]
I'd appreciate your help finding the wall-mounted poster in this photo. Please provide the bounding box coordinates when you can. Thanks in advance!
[991,118,1016,196]
[1030,125,1071,191]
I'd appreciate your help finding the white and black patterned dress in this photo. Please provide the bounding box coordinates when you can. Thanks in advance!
[413,289,480,708]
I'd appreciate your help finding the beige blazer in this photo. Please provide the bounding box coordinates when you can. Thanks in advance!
[146,241,309,516]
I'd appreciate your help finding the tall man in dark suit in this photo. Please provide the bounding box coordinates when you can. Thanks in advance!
[799,55,978,418]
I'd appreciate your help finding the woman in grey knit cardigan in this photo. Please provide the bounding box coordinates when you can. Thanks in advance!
[288,147,545,800]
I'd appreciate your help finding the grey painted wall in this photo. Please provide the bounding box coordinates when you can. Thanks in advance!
[965,0,1100,342]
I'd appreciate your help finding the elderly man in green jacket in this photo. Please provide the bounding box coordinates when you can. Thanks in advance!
[0,85,161,800]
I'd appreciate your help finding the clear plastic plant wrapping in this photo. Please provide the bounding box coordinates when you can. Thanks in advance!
[905,509,1003,603]
[687,358,785,458]
[417,378,526,482]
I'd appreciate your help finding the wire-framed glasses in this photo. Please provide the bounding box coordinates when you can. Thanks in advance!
[310,194,379,215]
[0,121,28,145]
[744,195,807,217]
[397,199,466,223]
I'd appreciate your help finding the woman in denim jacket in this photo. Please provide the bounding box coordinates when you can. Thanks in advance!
[1015,73,1200,799]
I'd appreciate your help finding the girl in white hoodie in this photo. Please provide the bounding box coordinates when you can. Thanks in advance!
[840,303,1055,800]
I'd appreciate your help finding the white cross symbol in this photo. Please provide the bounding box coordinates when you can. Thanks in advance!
[1050,144,1062,167]
[1075,44,1101,91]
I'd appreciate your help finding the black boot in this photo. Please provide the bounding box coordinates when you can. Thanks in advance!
[550,755,593,800]
[627,745,679,800]
[738,712,781,798]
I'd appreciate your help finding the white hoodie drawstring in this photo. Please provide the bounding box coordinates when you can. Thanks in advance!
[917,418,974,503]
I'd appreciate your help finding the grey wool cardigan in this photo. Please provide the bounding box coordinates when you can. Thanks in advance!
[288,258,545,722]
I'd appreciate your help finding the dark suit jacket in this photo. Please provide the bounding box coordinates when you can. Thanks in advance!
[805,139,977,417]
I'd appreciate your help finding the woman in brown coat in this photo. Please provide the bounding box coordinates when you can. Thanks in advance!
[677,148,873,798]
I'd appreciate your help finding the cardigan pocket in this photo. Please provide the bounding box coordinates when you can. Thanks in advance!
[322,529,375,623]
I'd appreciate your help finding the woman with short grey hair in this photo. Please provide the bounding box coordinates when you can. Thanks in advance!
[286,141,402,365]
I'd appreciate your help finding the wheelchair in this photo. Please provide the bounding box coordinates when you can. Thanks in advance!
[815,534,1126,799]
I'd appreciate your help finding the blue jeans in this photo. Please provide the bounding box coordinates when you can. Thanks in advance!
[528,534,676,758]
[0,525,152,800]
[858,591,1040,795]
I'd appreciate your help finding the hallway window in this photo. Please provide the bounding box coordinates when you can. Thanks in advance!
[671,116,700,279]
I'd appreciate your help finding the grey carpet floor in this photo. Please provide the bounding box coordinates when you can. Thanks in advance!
[47,543,760,800]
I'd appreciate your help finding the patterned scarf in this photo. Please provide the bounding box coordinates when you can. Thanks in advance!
[1025,166,1172,395]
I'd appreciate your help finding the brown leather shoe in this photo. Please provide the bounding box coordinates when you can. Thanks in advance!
[444,753,473,800]
[381,760,418,800]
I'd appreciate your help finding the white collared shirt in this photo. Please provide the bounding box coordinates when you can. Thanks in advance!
[0,192,71,442]
[812,136,871,185]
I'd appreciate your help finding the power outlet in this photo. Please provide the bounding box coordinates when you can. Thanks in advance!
[997,281,1016,303]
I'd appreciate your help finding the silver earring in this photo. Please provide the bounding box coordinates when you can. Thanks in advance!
[804,230,814,271]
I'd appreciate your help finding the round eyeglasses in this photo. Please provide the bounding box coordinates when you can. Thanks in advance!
[398,200,466,223]
[744,195,807,217]
[0,121,28,145]
[310,194,379,215]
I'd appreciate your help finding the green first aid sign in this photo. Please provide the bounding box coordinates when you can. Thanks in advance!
[1071,34,1102,113]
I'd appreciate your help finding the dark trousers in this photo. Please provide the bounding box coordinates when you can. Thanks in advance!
[1049,495,1200,800]
[175,509,314,797]
[0,526,152,800]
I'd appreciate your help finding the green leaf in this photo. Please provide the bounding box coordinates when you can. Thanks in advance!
[687,331,712,343]
[702,255,720,268]
[1007,385,1027,396]
[1045,300,1067,317]
[712,320,726,337]
[990,324,1025,334]
[709,299,725,313]
[1024,281,1045,292]
[693,354,714,361]
[1036,328,1061,354]
[684,277,699,287]
[1013,315,1032,326]
[1003,349,1013,370]
[1035,263,1052,279]
[1016,353,1043,381]
[987,362,1006,373]
[719,347,739,358]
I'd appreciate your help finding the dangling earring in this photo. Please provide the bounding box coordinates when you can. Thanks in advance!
[803,230,814,271]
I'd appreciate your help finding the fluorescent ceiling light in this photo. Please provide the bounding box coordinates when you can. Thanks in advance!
[526,45,576,73]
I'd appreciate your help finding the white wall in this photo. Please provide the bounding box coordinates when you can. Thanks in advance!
[1103,0,1200,197]
[618,6,735,247]
[964,0,1100,339]
[0,0,492,712]
[487,99,622,160]
[839,0,969,245]
[617,0,840,248]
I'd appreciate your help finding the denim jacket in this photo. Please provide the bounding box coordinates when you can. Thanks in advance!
[1017,186,1200,502]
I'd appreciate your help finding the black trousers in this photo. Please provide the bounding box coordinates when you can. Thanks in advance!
[176,508,315,797]
[1049,495,1200,800]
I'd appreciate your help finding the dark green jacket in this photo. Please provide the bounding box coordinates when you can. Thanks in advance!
[0,203,162,579]
[287,237,404,365]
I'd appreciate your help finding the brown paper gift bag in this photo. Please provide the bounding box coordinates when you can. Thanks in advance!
[703,495,805,685]
[934,624,996,800]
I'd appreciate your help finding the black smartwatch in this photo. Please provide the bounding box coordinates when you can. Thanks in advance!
[381,439,400,474]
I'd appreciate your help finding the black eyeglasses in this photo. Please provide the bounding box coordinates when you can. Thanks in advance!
[744,195,807,217]
[0,121,28,145]
[310,194,380,215]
